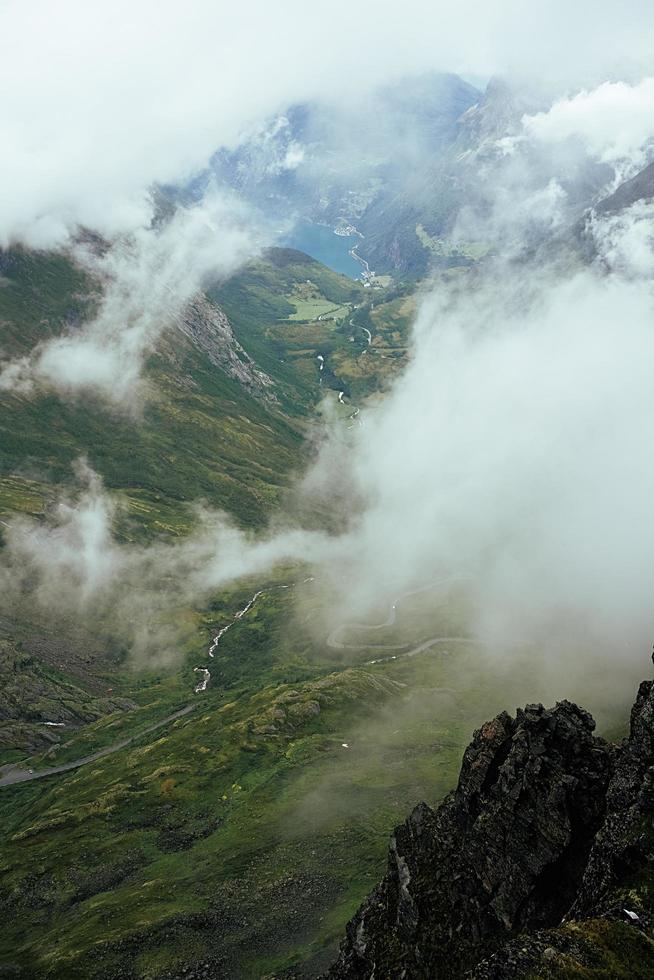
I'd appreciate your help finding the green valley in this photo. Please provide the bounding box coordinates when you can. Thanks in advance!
[0,242,440,978]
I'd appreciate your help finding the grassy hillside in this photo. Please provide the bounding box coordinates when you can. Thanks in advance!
[0,246,413,536]
[0,248,315,536]
[0,578,569,979]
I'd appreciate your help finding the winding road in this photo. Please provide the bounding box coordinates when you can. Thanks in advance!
[350,243,373,283]
[326,577,476,662]
[1,579,475,790]
[0,704,195,789]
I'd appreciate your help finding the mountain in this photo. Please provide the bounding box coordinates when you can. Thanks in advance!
[541,157,654,267]
[208,73,615,281]
[327,679,654,979]
[200,75,617,280]
[207,73,481,237]
[595,160,654,215]
[356,77,614,277]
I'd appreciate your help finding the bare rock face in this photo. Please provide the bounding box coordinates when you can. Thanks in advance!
[328,679,654,979]
[469,679,654,979]
[174,295,276,402]
[327,700,612,979]
[573,679,654,917]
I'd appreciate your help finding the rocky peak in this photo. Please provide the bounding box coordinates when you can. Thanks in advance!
[327,688,654,979]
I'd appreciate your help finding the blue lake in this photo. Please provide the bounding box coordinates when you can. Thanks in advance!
[280,220,362,280]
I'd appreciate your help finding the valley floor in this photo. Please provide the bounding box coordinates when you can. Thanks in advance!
[0,574,640,979]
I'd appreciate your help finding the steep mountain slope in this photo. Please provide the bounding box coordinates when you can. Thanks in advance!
[328,679,654,979]
[595,160,654,214]
[0,246,352,537]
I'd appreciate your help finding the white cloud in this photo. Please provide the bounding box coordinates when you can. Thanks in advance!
[590,200,654,276]
[523,78,654,169]
[281,143,305,172]
[0,460,333,661]
[0,191,256,403]
[315,255,654,666]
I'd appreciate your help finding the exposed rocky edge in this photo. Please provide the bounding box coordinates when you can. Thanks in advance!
[594,161,654,215]
[573,679,654,918]
[174,295,276,402]
[327,683,654,979]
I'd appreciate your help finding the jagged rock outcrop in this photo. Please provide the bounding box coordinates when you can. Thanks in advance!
[327,684,654,980]
[174,295,276,402]
[573,679,654,918]
[468,679,654,978]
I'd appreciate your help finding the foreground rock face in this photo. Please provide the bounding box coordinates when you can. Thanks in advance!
[574,679,654,917]
[327,683,654,979]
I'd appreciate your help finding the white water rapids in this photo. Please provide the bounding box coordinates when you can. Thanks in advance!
[193,581,316,693]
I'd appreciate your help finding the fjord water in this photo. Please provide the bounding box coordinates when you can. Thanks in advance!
[281,220,363,279]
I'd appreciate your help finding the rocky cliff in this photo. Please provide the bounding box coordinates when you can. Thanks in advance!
[174,294,276,402]
[327,680,654,979]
